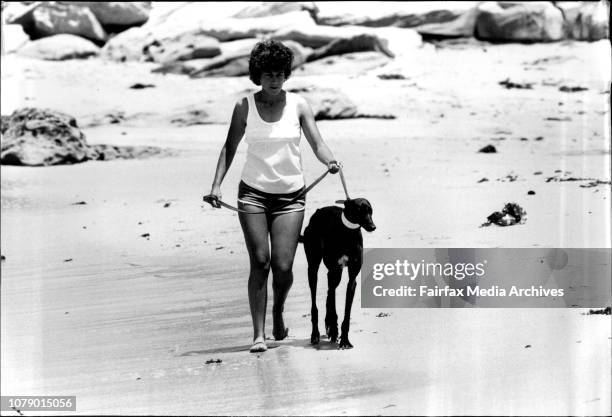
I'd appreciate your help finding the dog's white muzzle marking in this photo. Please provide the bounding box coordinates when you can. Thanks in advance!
[341,212,360,229]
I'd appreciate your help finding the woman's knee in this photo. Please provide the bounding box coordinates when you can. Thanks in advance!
[272,256,294,276]
[250,251,271,271]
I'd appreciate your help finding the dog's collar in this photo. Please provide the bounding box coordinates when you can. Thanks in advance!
[341,212,360,229]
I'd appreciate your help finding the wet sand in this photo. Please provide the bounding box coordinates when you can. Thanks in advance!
[1,39,611,415]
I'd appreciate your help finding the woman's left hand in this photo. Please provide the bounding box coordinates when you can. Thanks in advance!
[327,160,342,174]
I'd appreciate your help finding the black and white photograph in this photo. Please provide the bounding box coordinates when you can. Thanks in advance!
[1,1,610,415]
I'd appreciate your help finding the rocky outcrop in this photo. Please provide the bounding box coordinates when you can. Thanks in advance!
[233,2,318,19]
[415,6,479,39]
[22,2,108,43]
[1,108,89,166]
[143,32,221,63]
[475,2,564,42]
[306,33,394,62]
[1,108,169,166]
[288,86,358,120]
[556,1,609,41]
[314,2,476,27]
[2,24,30,54]
[17,34,100,60]
[100,26,149,61]
[274,25,420,57]
[61,2,151,26]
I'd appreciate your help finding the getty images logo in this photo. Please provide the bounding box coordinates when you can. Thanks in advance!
[371,259,487,281]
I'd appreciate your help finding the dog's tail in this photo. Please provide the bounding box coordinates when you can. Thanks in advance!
[298,234,304,244]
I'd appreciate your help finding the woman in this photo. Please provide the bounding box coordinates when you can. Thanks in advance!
[208,40,341,353]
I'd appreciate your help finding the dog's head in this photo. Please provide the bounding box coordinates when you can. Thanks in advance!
[336,198,376,232]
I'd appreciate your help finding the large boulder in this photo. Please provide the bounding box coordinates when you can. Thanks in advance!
[100,26,149,61]
[24,2,108,43]
[1,108,89,166]
[17,34,100,60]
[315,1,476,27]
[233,2,318,18]
[60,2,151,26]
[288,86,358,120]
[306,33,394,62]
[2,24,30,54]
[274,25,420,57]
[144,5,315,42]
[297,51,391,76]
[143,32,221,63]
[557,1,609,41]
[415,6,480,38]
[475,2,565,42]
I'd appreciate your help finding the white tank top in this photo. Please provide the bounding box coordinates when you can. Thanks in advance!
[241,92,305,193]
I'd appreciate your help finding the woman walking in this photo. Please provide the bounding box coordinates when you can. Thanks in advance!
[208,40,341,353]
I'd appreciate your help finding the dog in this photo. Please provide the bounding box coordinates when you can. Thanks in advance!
[301,198,376,349]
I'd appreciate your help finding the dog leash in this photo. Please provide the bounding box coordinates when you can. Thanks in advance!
[203,168,335,213]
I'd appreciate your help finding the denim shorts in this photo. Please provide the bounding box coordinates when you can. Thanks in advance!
[237,181,305,215]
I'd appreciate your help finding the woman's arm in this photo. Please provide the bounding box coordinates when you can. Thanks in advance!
[209,98,247,207]
[297,95,341,173]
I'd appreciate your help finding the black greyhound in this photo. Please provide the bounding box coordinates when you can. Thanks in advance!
[301,198,376,349]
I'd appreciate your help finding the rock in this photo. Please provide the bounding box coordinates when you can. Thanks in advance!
[233,2,317,19]
[306,33,394,62]
[288,86,358,120]
[478,145,497,153]
[475,2,564,42]
[100,26,149,61]
[170,109,212,126]
[29,2,107,43]
[1,108,89,166]
[557,1,609,41]
[150,9,315,43]
[3,2,40,25]
[527,190,536,195]
[415,6,480,39]
[219,38,261,56]
[143,32,221,63]
[86,144,171,161]
[2,24,30,54]
[297,51,391,76]
[275,25,420,57]
[17,34,100,60]
[61,2,151,26]
[315,2,476,28]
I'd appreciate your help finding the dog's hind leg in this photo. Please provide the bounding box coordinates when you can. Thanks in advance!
[325,267,342,343]
[304,233,322,344]
[339,260,360,349]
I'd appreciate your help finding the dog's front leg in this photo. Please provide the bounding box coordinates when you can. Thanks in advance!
[308,263,320,344]
[339,261,360,349]
[325,267,342,343]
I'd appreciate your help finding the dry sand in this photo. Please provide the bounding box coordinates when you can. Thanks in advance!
[1,39,611,415]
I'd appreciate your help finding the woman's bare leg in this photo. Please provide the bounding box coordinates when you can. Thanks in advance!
[270,210,304,340]
[238,206,270,350]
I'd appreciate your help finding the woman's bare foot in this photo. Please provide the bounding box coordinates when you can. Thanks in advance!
[250,337,267,353]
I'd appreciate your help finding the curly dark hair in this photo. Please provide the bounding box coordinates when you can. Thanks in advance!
[248,40,294,86]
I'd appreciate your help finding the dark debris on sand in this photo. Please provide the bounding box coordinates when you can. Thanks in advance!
[130,83,156,89]
[482,203,527,227]
[586,307,611,315]
[478,145,497,153]
[499,78,533,89]
[205,359,222,364]
[559,85,588,93]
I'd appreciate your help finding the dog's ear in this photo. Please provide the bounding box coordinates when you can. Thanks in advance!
[335,200,346,205]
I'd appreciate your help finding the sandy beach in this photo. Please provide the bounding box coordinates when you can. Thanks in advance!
[1,25,611,416]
